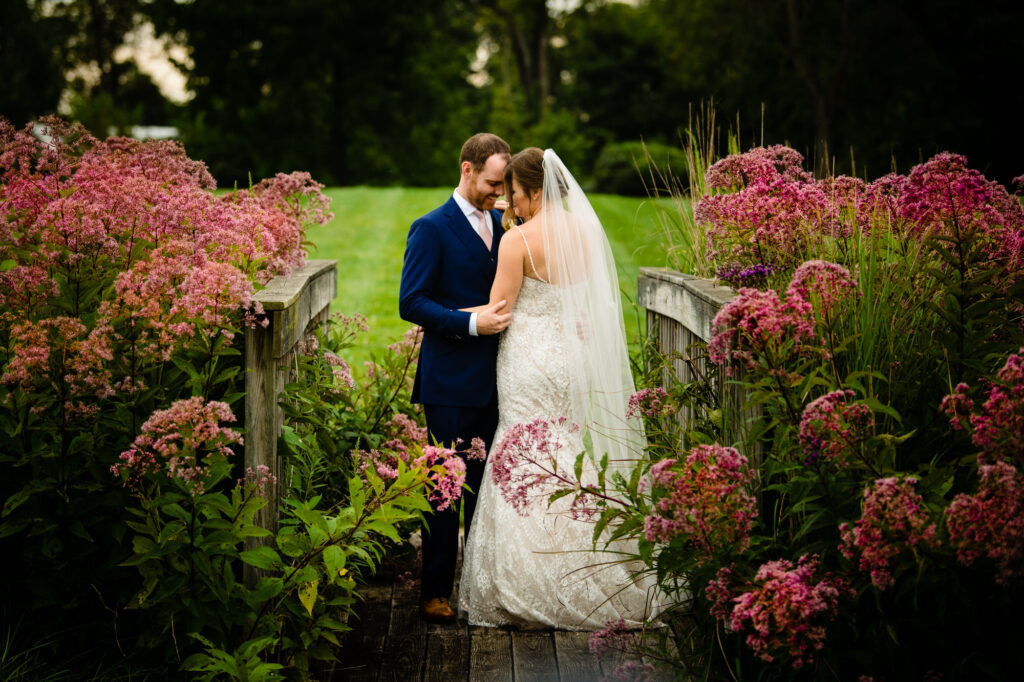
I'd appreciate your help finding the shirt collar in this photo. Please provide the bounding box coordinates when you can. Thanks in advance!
[452,189,478,218]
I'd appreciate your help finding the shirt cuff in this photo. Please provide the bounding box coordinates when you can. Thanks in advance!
[469,312,479,336]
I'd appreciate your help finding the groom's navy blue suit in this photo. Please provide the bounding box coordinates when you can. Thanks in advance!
[399,195,504,601]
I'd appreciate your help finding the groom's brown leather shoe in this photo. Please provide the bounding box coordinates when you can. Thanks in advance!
[420,597,457,624]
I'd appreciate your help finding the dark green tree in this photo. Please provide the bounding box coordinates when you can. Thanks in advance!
[149,0,486,187]
[0,1,65,124]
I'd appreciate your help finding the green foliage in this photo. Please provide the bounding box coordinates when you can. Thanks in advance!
[112,313,435,676]
[150,0,485,187]
[591,140,689,196]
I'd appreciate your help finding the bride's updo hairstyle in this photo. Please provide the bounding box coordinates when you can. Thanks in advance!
[502,147,569,229]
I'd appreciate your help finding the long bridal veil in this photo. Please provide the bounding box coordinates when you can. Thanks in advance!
[539,149,645,478]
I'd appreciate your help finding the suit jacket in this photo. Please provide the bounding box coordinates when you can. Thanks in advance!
[399,196,504,407]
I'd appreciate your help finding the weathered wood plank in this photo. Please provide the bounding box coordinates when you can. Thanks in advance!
[380,601,427,681]
[255,259,337,310]
[511,631,558,681]
[424,628,470,682]
[339,598,391,680]
[335,567,395,681]
[468,630,512,682]
[637,267,735,341]
[553,631,602,682]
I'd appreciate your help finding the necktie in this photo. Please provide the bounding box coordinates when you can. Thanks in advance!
[473,209,492,250]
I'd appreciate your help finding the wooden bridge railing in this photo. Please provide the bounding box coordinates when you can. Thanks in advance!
[637,266,761,463]
[244,259,337,544]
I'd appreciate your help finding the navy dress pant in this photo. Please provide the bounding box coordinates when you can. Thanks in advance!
[420,400,499,601]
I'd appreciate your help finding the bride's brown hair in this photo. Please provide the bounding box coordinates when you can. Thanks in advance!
[501,147,544,229]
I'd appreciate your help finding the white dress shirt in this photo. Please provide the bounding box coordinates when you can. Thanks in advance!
[452,190,493,336]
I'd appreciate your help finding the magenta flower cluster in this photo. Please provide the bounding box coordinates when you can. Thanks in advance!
[707,287,817,374]
[588,617,632,660]
[785,260,859,318]
[941,348,1024,466]
[626,387,673,419]
[697,146,1024,285]
[710,554,852,669]
[897,153,1024,272]
[798,390,874,467]
[490,417,579,516]
[643,444,757,563]
[945,459,1024,585]
[839,477,937,590]
[413,444,467,512]
[0,117,332,408]
[239,465,278,497]
[112,396,243,494]
[697,147,828,271]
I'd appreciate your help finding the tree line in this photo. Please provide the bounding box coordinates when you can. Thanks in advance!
[3,0,1021,190]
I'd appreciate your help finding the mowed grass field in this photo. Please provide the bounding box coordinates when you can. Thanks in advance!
[305,187,671,368]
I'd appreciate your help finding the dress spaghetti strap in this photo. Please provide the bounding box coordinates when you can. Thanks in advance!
[514,225,549,284]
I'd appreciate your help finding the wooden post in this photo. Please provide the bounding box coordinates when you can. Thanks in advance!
[244,259,337,579]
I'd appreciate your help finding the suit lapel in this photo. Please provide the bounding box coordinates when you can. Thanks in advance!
[442,197,495,270]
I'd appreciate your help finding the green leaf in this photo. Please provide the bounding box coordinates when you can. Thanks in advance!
[365,519,402,543]
[348,476,366,517]
[2,481,50,517]
[294,508,330,536]
[240,545,281,569]
[297,580,318,616]
[249,576,284,603]
[322,544,346,578]
[862,397,902,423]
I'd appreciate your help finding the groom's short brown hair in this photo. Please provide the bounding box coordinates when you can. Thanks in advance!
[460,133,511,172]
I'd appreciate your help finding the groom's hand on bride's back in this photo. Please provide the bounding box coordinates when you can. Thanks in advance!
[477,300,510,335]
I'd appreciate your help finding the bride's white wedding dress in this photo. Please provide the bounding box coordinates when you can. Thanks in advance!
[458,269,660,630]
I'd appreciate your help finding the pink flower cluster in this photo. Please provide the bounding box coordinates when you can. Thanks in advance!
[714,554,852,669]
[798,390,874,467]
[238,465,278,497]
[697,146,1024,287]
[358,420,479,512]
[643,444,757,562]
[413,444,467,512]
[1,316,114,416]
[697,148,829,270]
[945,460,1024,584]
[941,348,1024,466]
[112,397,242,494]
[490,417,579,515]
[897,153,1024,271]
[839,477,937,590]
[0,115,332,404]
[388,325,424,356]
[626,387,672,419]
[380,412,428,461]
[707,287,818,374]
[588,617,633,660]
[704,145,812,192]
[322,351,356,392]
[785,260,860,318]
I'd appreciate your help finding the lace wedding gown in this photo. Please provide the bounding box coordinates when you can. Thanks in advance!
[458,275,660,630]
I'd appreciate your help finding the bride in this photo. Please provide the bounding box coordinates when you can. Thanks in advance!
[458,148,661,629]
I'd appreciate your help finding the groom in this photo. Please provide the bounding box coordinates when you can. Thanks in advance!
[399,132,511,624]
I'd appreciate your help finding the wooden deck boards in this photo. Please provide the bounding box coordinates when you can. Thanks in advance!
[328,549,677,681]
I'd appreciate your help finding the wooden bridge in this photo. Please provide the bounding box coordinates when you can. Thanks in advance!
[327,547,677,682]
[244,264,726,681]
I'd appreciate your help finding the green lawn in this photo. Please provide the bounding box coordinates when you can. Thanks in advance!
[305,187,671,368]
